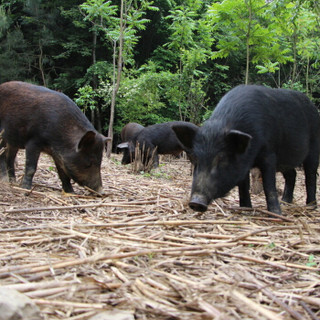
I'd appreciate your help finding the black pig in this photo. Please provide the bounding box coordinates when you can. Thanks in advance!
[0,81,108,193]
[172,85,320,214]
[117,121,198,167]
[119,122,144,164]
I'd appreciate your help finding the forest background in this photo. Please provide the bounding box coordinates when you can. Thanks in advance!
[0,0,319,148]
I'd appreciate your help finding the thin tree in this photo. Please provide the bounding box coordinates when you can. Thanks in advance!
[81,0,156,157]
[106,0,124,157]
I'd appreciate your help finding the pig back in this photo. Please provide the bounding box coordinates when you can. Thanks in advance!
[136,121,197,155]
[210,85,320,168]
[0,81,95,150]
[120,122,144,142]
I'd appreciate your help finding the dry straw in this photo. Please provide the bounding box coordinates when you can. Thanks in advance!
[130,142,158,173]
[0,151,319,320]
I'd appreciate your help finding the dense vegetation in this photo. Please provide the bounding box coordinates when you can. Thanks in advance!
[0,0,319,143]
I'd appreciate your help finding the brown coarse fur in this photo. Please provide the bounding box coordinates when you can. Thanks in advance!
[0,81,107,192]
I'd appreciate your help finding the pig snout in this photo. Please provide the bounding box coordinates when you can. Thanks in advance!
[76,173,103,193]
[92,184,103,194]
[87,180,103,193]
[189,193,209,212]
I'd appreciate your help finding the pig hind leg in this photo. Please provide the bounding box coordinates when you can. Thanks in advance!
[6,145,19,182]
[281,169,296,204]
[303,152,319,207]
[0,140,8,181]
[21,143,41,190]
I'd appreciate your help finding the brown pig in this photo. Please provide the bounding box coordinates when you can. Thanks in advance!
[118,122,144,164]
[0,81,108,193]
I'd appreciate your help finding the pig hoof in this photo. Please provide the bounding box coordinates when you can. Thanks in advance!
[306,200,317,210]
[62,191,75,197]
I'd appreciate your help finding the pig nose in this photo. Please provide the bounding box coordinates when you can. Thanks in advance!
[189,194,208,212]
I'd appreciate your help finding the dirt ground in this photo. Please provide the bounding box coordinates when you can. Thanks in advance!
[0,151,319,320]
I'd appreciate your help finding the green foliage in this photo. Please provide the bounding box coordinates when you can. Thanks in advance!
[306,255,317,267]
[140,167,172,180]
[75,78,113,126]
[282,80,306,92]
[74,85,97,112]
[0,0,319,133]
[256,62,280,74]
[268,242,276,249]
[81,0,157,65]
[208,0,292,84]
[116,65,178,126]
[163,0,213,122]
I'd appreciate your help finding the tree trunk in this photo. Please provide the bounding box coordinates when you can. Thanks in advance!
[39,41,46,87]
[92,30,103,132]
[245,0,252,85]
[291,23,298,88]
[305,56,309,95]
[106,0,124,158]
[91,31,97,127]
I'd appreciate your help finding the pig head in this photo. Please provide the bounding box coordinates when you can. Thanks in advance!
[172,123,252,212]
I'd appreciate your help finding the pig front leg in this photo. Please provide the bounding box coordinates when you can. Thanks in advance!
[21,144,41,190]
[54,161,74,193]
[238,172,252,208]
[260,156,281,214]
[152,153,159,168]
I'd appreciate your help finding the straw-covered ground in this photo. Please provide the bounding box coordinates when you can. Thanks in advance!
[0,151,319,320]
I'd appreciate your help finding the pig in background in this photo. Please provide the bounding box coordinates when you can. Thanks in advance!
[118,122,144,164]
[0,81,108,193]
[173,84,320,215]
[117,121,199,168]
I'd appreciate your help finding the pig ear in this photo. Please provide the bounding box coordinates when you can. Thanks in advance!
[172,125,198,150]
[226,129,252,154]
[77,131,96,152]
[117,142,129,149]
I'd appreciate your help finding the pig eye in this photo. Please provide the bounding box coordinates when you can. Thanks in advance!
[84,160,93,169]
[212,154,223,167]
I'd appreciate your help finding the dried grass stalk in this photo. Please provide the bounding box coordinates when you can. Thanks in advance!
[0,151,319,320]
[131,141,158,173]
